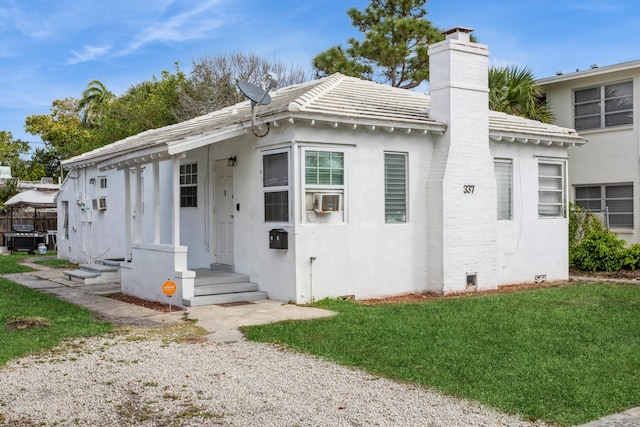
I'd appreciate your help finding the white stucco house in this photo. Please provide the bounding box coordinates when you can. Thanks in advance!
[538,62,638,243]
[57,28,585,306]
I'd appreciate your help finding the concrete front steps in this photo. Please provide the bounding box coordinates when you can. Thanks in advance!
[63,259,122,285]
[182,267,267,307]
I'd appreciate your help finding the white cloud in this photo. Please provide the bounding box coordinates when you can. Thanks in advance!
[67,45,110,65]
[119,0,228,55]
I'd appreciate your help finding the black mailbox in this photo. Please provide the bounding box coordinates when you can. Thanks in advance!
[269,228,288,249]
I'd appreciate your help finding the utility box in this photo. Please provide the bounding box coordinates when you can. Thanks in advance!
[269,228,288,250]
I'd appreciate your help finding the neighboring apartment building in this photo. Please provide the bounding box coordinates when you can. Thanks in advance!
[538,61,640,243]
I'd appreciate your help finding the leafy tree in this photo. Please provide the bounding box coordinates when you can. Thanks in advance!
[25,98,93,160]
[93,67,187,145]
[489,65,553,123]
[174,53,309,121]
[0,130,49,181]
[0,131,30,172]
[0,178,19,211]
[312,0,444,89]
[30,146,61,180]
[77,79,115,127]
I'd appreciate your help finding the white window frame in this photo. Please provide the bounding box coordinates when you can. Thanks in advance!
[62,200,69,240]
[538,160,566,219]
[384,152,408,224]
[494,158,512,221]
[574,80,633,131]
[302,148,345,224]
[263,149,291,223]
[179,162,198,208]
[575,183,634,230]
[98,175,107,189]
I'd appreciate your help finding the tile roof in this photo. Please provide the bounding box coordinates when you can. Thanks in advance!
[62,73,585,169]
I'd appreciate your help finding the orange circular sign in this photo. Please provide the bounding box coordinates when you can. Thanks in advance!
[162,280,177,296]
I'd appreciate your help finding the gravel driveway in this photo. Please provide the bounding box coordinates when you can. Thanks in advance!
[0,329,549,426]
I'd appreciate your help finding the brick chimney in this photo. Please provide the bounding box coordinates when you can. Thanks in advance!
[426,27,497,293]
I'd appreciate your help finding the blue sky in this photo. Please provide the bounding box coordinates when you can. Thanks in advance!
[1,0,639,154]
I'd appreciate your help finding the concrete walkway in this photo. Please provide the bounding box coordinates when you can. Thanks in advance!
[3,260,638,426]
[1,259,336,343]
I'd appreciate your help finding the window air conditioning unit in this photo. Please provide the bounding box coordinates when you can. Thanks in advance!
[313,193,341,213]
[98,197,107,210]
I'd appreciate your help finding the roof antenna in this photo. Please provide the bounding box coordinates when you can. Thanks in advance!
[237,72,278,137]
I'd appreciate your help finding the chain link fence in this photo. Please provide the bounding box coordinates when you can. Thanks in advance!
[570,207,609,243]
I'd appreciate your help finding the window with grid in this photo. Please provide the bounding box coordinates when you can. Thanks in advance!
[575,184,633,229]
[574,81,633,131]
[538,161,565,218]
[263,152,289,222]
[180,163,197,208]
[384,153,407,223]
[305,151,344,186]
[495,159,512,220]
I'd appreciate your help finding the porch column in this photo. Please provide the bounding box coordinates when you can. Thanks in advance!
[153,160,160,244]
[134,165,143,243]
[171,157,181,246]
[124,167,132,261]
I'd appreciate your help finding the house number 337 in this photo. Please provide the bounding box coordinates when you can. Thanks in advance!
[463,185,475,194]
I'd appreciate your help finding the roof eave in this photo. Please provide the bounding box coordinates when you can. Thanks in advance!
[489,132,587,147]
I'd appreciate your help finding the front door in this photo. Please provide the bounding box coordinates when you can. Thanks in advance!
[214,159,234,265]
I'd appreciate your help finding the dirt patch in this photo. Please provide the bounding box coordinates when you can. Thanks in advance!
[6,317,51,330]
[569,267,640,281]
[106,293,184,312]
[358,276,619,305]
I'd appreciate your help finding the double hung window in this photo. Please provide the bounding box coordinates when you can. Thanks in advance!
[304,150,345,223]
[180,163,197,208]
[575,184,633,229]
[538,161,565,218]
[574,81,633,131]
[263,151,289,222]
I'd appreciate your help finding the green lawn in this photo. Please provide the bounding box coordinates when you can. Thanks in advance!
[243,283,640,425]
[0,254,113,365]
[0,252,36,274]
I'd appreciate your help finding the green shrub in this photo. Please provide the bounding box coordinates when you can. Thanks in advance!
[623,244,640,270]
[571,226,626,272]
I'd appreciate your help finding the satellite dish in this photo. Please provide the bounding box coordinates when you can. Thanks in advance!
[238,80,271,106]
[237,74,279,137]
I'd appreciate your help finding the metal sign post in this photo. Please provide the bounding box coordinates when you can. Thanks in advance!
[162,280,177,312]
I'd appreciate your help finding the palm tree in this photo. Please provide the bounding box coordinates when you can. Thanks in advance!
[489,66,553,123]
[77,80,114,127]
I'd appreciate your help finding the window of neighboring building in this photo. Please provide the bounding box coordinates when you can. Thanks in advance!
[384,152,407,223]
[538,161,565,218]
[263,151,289,222]
[98,176,107,189]
[574,81,633,131]
[495,159,512,220]
[180,163,197,208]
[575,184,634,229]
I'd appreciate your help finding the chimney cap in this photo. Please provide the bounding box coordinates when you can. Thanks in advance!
[442,27,474,42]
[442,26,474,36]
